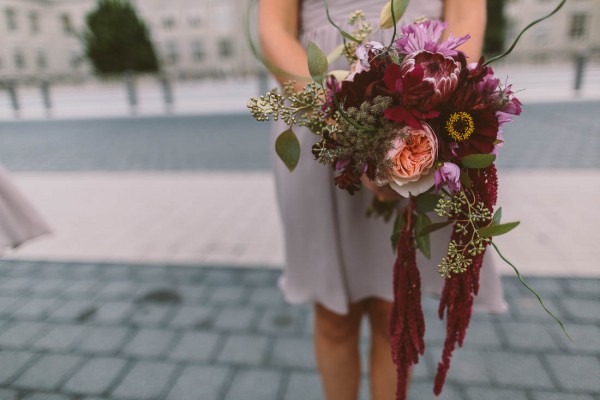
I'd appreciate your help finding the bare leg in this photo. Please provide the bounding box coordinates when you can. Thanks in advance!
[366,298,398,400]
[314,301,366,400]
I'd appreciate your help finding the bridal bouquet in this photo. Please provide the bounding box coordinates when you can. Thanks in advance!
[248,1,568,398]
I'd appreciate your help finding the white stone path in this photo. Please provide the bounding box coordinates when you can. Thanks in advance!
[5,170,600,277]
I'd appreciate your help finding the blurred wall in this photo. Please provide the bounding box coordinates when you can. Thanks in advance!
[0,0,261,83]
[504,0,600,63]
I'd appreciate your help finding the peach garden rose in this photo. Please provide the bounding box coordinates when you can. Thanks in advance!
[379,124,438,197]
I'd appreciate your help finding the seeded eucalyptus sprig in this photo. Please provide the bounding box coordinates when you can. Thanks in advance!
[434,190,493,277]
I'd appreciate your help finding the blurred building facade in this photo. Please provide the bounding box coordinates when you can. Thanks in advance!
[0,0,258,83]
[504,0,600,63]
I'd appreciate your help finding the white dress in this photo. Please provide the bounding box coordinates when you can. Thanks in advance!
[0,164,51,254]
[272,0,507,315]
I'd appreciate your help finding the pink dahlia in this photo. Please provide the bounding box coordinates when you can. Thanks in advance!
[395,19,470,58]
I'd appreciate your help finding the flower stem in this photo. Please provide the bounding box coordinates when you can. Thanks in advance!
[484,0,566,66]
[490,241,573,341]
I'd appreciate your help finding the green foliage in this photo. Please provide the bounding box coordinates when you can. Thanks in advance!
[275,128,301,172]
[478,221,520,237]
[307,42,328,83]
[435,191,493,277]
[84,0,158,74]
[461,154,496,169]
[484,0,506,56]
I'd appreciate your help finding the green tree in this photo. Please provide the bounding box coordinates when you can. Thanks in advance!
[84,0,159,74]
[484,0,507,56]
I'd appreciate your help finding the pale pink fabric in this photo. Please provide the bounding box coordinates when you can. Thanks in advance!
[0,165,51,254]
[272,0,507,315]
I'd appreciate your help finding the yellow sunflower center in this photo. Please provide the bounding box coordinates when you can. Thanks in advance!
[445,112,475,142]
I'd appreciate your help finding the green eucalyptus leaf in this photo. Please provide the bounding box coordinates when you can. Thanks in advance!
[307,41,328,82]
[478,221,520,238]
[275,128,300,172]
[461,154,497,169]
[492,207,503,225]
[390,213,405,251]
[415,213,432,259]
[379,0,410,29]
[459,170,473,188]
[417,221,453,237]
[416,193,442,213]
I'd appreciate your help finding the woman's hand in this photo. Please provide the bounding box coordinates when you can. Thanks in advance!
[360,175,404,202]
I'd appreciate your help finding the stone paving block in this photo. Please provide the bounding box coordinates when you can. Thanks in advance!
[10,298,58,320]
[32,324,87,351]
[131,266,170,282]
[169,267,205,284]
[208,286,247,305]
[242,270,278,286]
[465,387,529,400]
[49,300,98,322]
[122,329,176,358]
[63,357,128,396]
[61,281,104,299]
[0,351,36,385]
[499,321,557,350]
[531,392,595,400]
[270,337,316,369]
[553,323,600,354]
[171,284,208,303]
[518,277,565,297]
[284,372,322,400]
[216,334,268,365]
[77,326,132,354]
[214,306,257,331]
[225,369,282,400]
[545,354,600,392]
[0,297,23,317]
[112,361,177,400]
[444,349,491,385]
[258,308,304,336]
[165,365,230,400]
[204,269,239,286]
[29,279,68,296]
[409,381,463,400]
[169,331,221,362]
[169,305,213,329]
[0,390,16,400]
[13,353,83,391]
[0,278,31,293]
[462,320,503,348]
[130,305,174,326]
[485,352,554,389]
[0,322,50,349]
[561,298,600,323]
[508,295,562,321]
[22,394,70,400]
[247,287,285,305]
[92,301,134,323]
[96,265,132,280]
[565,279,599,298]
[96,281,138,300]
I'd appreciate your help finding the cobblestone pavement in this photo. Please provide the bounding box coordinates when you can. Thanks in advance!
[0,101,599,172]
[0,260,597,400]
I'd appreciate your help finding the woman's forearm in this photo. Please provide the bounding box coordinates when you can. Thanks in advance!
[443,0,487,61]
[259,0,311,90]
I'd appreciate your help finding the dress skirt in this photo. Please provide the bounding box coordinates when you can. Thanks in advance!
[272,0,507,315]
[0,164,51,254]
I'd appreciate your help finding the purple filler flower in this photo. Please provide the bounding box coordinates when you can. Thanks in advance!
[435,162,461,193]
[395,19,470,57]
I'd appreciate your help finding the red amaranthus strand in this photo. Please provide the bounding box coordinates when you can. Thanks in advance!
[390,198,425,400]
[433,165,498,396]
